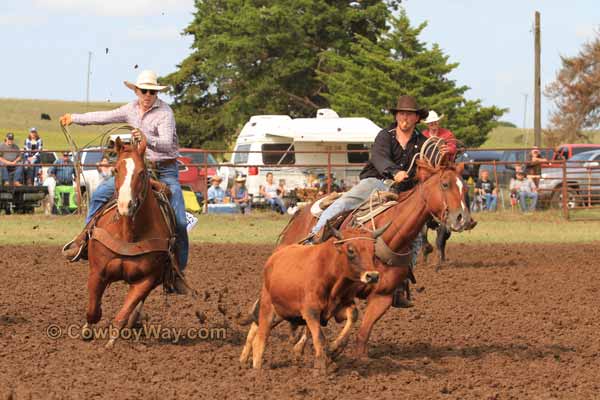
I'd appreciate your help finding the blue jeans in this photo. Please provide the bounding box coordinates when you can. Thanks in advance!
[0,164,24,184]
[267,197,286,214]
[311,177,388,235]
[519,191,538,212]
[484,193,497,211]
[86,163,189,271]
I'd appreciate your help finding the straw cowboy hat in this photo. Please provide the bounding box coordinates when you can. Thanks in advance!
[389,95,428,120]
[423,110,444,124]
[235,176,246,183]
[211,175,223,183]
[124,70,168,92]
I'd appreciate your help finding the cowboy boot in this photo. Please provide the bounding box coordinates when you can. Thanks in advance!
[391,280,414,308]
[171,274,189,295]
[62,229,90,262]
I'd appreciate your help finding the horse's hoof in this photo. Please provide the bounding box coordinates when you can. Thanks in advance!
[81,324,94,341]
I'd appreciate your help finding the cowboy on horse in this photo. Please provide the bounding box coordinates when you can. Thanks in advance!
[304,95,475,307]
[60,70,189,294]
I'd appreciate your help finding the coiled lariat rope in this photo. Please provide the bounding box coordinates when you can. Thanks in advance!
[60,124,138,209]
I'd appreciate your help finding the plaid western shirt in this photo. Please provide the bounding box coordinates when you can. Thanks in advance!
[71,98,179,161]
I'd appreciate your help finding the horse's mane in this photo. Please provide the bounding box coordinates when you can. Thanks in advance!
[276,207,303,245]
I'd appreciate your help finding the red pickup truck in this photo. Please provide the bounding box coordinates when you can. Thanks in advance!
[552,144,600,161]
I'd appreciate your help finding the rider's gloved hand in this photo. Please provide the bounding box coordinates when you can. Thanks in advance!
[131,128,143,142]
[59,114,72,126]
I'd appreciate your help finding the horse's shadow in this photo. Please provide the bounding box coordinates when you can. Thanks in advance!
[334,340,575,378]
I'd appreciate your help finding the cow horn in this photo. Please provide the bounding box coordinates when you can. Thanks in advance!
[372,221,392,239]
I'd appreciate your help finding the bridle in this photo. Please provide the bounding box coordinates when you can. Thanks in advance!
[419,167,452,225]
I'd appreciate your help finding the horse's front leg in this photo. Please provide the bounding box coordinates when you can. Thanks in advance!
[83,261,111,341]
[354,293,393,359]
[105,276,157,349]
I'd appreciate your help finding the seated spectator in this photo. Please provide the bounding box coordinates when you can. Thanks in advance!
[316,173,342,196]
[0,132,24,186]
[259,172,287,214]
[97,156,113,182]
[509,170,538,212]
[23,127,43,185]
[230,176,251,214]
[474,170,498,211]
[207,176,226,204]
[49,152,75,186]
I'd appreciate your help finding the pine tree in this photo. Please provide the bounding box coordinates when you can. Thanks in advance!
[318,10,505,147]
[163,0,398,149]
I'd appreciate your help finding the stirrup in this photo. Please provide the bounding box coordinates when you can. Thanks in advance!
[62,233,89,263]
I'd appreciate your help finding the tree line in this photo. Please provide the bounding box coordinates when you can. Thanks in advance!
[162,1,505,150]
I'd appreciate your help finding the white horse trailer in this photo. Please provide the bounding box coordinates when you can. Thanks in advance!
[231,109,382,198]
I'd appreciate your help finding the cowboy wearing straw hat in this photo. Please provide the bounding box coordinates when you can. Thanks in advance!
[422,110,457,160]
[305,95,432,308]
[59,70,190,294]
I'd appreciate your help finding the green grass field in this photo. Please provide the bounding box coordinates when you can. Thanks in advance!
[480,126,600,149]
[0,98,125,150]
[1,211,599,246]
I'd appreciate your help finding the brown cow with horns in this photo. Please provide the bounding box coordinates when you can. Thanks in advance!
[240,223,390,373]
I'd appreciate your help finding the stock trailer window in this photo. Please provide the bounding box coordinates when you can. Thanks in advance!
[347,144,370,163]
[262,143,295,165]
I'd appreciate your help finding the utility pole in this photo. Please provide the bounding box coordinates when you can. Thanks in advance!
[522,93,528,145]
[534,11,541,146]
[86,51,92,105]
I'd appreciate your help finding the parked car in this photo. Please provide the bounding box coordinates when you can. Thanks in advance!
[538,149,600,208]
[455,150,502,182]
[178,148,221,195]
[478,148,554,187]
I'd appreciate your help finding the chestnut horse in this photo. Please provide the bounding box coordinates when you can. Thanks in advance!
[277,160,471,357]
[83,137,177,348]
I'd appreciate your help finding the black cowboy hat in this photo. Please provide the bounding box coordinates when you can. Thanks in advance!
[389,95,428,120]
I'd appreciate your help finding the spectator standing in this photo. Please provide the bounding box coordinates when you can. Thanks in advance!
[474,170,498,211]
[0,133,24,186]
[422,111,458,160]
[24,127,43,185]
[527,146,548,186]
[230,176,251,214]
[49,152,75,185]
[207,176,226,203]
[509,170,538,212]
[260,172,287,214]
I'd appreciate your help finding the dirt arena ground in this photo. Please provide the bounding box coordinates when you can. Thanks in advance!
[1,242,599,399]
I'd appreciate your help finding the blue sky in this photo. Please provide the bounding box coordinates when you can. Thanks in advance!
[1,0,598,128]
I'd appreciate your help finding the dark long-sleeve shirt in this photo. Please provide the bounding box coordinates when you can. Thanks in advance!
[360,123,426,192]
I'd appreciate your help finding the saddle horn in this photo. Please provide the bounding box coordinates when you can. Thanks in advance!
[372,221,392,239]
